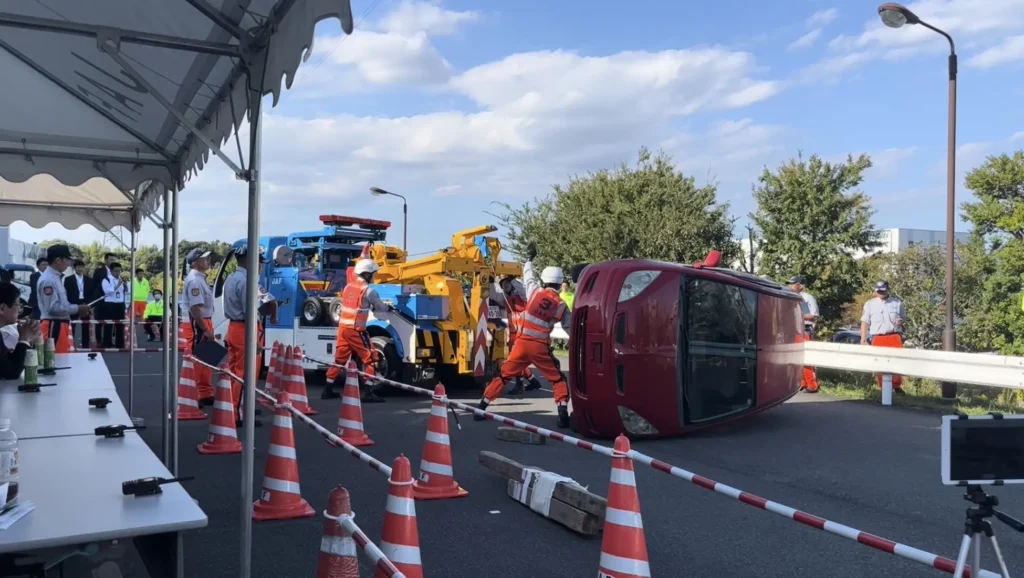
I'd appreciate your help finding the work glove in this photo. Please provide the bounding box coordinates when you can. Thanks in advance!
[526,242,537,262]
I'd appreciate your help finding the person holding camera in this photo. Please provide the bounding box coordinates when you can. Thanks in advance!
[860,280,906,394]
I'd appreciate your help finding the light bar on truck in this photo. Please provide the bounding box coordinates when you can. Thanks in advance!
[318,215,392,230]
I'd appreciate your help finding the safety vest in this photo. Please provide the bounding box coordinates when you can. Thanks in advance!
[505,294,526,338]
[339,278,370,330]
[144,299,164,318]
[133,278,150,301]
[520,288,566,344]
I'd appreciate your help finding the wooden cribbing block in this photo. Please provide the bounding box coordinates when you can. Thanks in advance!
[478,451,606,535]
[496,426,546,445]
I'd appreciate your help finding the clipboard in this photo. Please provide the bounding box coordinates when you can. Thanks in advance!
[192,340,227,367]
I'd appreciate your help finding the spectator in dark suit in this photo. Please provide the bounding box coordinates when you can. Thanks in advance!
[27,257,48,320]
[64,259,92,348]
[1,282,40,379]
[91,253,116,301]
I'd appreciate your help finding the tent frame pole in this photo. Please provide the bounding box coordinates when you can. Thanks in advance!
[171,185,181,476]
[128,210,138,420]
[161,187,172,467]
[0,12,240,56]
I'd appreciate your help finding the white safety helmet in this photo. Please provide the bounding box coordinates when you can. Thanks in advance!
[540,266,564,285]
[354,259,379,275]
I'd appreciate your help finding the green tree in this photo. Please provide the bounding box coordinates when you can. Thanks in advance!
[959,150,1024,355]
[750,153,881,332]
[497,147,738,272]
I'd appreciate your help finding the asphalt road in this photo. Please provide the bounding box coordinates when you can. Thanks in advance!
[104,349,1024,578]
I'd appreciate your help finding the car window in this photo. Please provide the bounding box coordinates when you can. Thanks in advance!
[685,277,757,346]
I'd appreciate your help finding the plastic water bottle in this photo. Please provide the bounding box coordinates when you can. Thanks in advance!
[0,419,20,503]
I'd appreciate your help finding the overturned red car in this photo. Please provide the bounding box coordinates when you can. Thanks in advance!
[567,255,803,439]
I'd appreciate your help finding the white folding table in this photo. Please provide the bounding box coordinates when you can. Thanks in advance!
[0,353,117,396]
[0,389,132,440]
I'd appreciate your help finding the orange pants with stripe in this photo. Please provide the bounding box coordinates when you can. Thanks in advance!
[507,335,535,380]
[226,321,264,420]
[133,301,146,319]
[872,333,903,389]
[801,332,818,392]
[325,328,377,385]
[40,320,72,354]
[484,338,568,404]
[189,318,215,399]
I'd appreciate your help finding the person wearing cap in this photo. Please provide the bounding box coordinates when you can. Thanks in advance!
[144,289,164,342]
[787,275,819,393]
[184,248,217,403]
[478,242,573,429]
[36,244,90,353]
[223,244,276,426]
[860,280,907,393]
[323,258,393,403]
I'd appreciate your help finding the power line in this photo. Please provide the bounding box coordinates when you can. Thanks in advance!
[297,0,387,85]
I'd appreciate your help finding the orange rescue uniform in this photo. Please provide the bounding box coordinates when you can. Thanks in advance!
[799,331,818,392]
[484,287,568,404]
[226,320,264,420]
[325,278,378,385]
[40,319,72,354]
[504,292,535,382]
[190,317,215,399]
[871,333,903,389]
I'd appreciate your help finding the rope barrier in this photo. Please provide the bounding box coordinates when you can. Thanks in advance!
[69,347,162,353]
[324,510,407,578]
[68,319,149,324]
[302,353,998,578]
[186,356,394,479]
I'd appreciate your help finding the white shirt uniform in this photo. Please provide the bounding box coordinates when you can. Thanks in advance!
[224,268,276,322]
[861,296,905,336]
[102,274,126,304]
[799,291,819,331]
[37,268,77,320]
[183,269,214,319]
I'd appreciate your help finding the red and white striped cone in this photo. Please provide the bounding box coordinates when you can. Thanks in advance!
[316,485,359,578]
[253,391,316,521]
[377,455,423,578]
[176,357,207,421]
[281,347,317,415]
[412,384,467,500]
[196,374,241,454]
[336,360,373,447]
[177,321,189,352]
[597,435,651,578]
[260,342,281,408]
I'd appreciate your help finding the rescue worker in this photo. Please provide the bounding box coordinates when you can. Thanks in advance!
[498,275,542,395]
[36,244,90,353]
[224,244,275,427]
[860,280,906,394]
[144,290,164,342]
[477,242,572,428]
[183,248,217,404]
[787,275,819,393]
[559,280,575,310]
[323,259,392,403]
[132,268,150,322]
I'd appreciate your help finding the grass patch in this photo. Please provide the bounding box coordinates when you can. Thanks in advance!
[816,368,1024,415]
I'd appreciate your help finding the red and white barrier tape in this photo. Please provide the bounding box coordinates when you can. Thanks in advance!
[68,319,147,325]
[69,347,162,353]
[303,353,997,578]
[186,356,393,479]
[325,511,406,578]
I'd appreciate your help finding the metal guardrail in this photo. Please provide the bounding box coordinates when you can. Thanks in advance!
[804,342,1024,390]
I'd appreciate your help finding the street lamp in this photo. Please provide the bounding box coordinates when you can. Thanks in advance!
[877,3,959,400]
[369,186,408,252]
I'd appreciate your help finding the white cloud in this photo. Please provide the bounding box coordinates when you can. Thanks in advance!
[966,34,1024,68]
[807,8,839,28]
[806,0,1024,80]
[789,29,822,50]
[1011,131,1024,142]
[865,147,919,178]
[377,0,479,36]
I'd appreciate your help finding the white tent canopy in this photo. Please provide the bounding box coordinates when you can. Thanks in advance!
[0,174,160,232]
[0,0,353,224]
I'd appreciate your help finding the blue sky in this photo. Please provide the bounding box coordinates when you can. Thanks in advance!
[12,0,1024,255]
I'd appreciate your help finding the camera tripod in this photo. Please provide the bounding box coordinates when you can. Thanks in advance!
[952,486,1024,578]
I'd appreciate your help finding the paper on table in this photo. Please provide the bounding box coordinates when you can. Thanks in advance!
[0,500,34,530]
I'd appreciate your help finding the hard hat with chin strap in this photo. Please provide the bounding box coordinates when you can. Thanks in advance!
[354,259,379,275]
[540,266,564,285]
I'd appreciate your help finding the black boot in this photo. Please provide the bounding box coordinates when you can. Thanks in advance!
[473,400,489,421]
[237,418,263,428]
[525,377,542,391]
[361,388,385,403]
[321,386,340,400]
[199,396,215,407]
[556,404,570,429]
[506,378,524,396]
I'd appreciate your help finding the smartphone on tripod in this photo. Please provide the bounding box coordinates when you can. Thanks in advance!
[940,413,1024,578]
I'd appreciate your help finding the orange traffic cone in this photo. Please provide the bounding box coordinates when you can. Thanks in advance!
[253,391,316,521]
[178,320,190,352]
[316,485,359,578]
[260,342,281,408]
[412,384,467,500]
[336,360,373,447]
[281,347,316,415]
[176,357,207,421]
[597,435,651,578]
[377,455,423,578]
[197,374,241,454]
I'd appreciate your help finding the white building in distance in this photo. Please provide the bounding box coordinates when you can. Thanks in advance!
[733,228,972,273]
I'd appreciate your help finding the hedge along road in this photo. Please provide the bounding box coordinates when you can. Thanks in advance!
[105,351,1022,577]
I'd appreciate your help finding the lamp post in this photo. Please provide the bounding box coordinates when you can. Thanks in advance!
[369,186,408,252]
[877,3,958,400]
